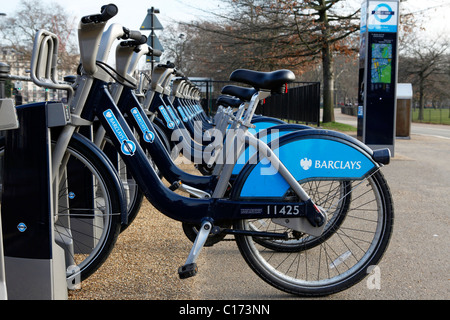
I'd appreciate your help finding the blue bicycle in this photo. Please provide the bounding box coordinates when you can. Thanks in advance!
[12,4,394,296]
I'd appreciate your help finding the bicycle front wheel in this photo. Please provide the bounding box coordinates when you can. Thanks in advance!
[54,134,124,283]
[234,170,394,297]
[101,137,144,232]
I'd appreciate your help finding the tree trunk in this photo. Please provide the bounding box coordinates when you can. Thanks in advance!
[322,41,335,123]
[418,77,424,121]
[318,1,335,123]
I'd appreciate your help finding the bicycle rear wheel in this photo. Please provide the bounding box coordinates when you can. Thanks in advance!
[251,180,352,252]
[234,170,394,296]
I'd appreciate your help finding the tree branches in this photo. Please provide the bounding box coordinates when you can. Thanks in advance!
[0,0,79,72]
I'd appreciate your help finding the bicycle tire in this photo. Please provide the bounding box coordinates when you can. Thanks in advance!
[101,137,144,232]
[153,120,171,155]
[234,170,394,297]
[57,134,125,282]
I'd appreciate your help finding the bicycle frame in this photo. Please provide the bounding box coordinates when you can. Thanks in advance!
[117,87,216,191]
[117,84,311,201]
[107,44,301,195]
[104,43,315,202]
[82,78,327,234]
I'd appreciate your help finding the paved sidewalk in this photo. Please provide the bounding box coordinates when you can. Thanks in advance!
[334,108,450,139]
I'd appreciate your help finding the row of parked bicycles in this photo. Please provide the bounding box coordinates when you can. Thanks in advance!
[1,4,394,297]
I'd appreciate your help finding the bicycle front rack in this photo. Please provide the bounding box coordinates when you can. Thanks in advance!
[30,29,74,100]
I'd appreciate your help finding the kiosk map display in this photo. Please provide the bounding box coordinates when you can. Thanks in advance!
[371,43,392,84]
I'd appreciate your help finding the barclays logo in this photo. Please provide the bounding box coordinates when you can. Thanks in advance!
[301,157,362,171]
[131,107,155,143]
[300,158,312,170]
[104,109,136,156]
[315,160,362,170]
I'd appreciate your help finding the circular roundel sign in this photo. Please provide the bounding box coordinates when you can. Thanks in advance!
[121,140,136,156]
[373,3,394,23]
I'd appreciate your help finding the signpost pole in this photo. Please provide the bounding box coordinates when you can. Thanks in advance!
[140,7,164,74]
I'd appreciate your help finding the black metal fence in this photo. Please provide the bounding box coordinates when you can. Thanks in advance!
[191,80,320,127]
[259,82,320,126]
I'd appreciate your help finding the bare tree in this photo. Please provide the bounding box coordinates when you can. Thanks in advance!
[184,0,360,123]
[271,0,361,122]
[0,0,79,73]
[399,37,449,120]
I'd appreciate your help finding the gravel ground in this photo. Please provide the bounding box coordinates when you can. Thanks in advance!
[68,200,200,300]
[68,164,203,300]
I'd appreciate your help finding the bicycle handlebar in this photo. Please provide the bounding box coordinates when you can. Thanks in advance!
[100,4,119,21]
[174,70,185,77]
[119,40,162,58]
[78,5,160,80]
[81,3,118,24]
[122,28,147,44]
[157,61,176,69]
[151,49,163,57]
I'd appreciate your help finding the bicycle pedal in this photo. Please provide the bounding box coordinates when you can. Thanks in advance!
[178,263,198,279]
[169,180,182,191]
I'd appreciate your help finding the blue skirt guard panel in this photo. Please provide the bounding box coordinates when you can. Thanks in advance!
[234,130,378,198]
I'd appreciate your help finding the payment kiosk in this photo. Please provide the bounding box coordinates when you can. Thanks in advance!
[358,0,400,156]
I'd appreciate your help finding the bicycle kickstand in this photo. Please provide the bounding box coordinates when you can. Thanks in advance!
[178,220,212,279]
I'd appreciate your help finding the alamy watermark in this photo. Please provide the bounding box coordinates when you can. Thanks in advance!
[366,265,381,290]
[170,122,281,175]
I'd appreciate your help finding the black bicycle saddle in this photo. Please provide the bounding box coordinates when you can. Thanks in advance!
[229,69,295,93]
[221,85,258,102]
[216,95,243,108]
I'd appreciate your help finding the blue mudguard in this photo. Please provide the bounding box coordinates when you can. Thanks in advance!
[231,129,382,199]
[225,116,285,134]
[232,124,312,175]
[248,116,286,135]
